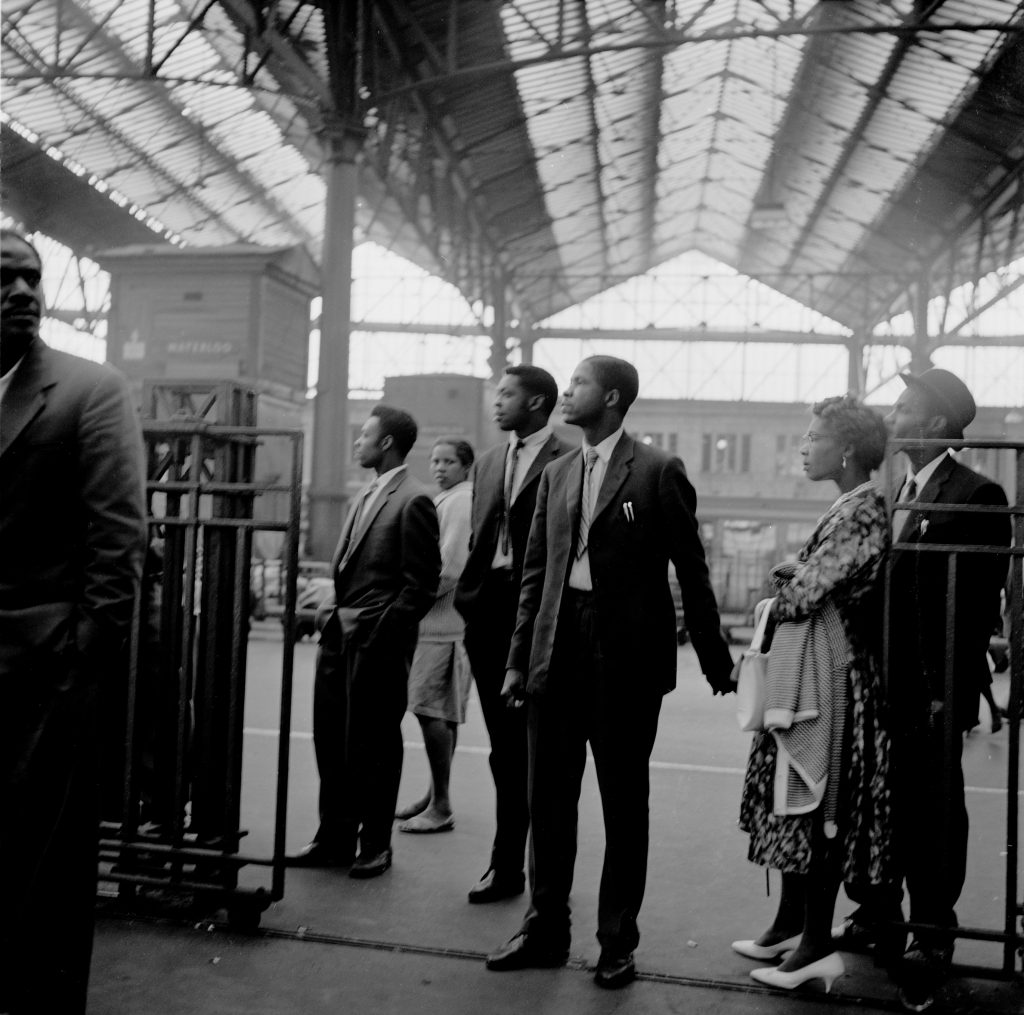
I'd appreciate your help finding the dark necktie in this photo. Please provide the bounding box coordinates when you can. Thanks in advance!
[500,439,524,556]
[574,448,600,561]
[893,477,917,540]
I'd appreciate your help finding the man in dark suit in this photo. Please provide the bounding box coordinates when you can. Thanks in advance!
[485,356,734,988]
[834,368,1010,1007]
[292,405,440,878]
[1,229,147,1013]
[455,365,573,903]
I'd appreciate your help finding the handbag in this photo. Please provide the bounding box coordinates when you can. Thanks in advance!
[735,597,774,732]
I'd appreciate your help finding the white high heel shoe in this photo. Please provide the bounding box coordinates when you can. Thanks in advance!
[750,951,845,993]
[731,935,801,961]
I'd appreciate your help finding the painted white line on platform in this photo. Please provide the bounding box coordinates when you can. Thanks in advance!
[242,726,1016,794]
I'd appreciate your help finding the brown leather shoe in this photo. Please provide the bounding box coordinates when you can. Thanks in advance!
[468,868,525,904]
[594,951,636,989]
[485,933,568,971]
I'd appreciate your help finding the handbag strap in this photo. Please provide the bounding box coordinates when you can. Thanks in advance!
[748,597,775,652]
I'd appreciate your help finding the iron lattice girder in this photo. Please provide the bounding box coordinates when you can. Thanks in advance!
[367,0,534,323]
[349,321,1023,349]
[372,5,1020,99]
[2,0,320,247]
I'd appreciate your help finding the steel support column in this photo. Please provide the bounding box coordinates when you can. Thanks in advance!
[847,334,866,397]
[909,274,934,374]
[308,126,362,559]
[489,273,508,382]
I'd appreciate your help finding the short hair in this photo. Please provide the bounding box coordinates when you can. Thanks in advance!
[503,364,559,416]
[811,394,888,473]
[0,228,42,265]
[369,404,418,457]
[583,355,640,415]
[432,435,474,469]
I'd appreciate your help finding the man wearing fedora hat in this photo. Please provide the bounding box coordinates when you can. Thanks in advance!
[832,367,1009,1009]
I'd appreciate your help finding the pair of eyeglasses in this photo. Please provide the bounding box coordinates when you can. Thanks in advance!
[800,432,833,444]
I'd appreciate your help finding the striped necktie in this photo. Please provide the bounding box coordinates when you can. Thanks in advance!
[574,448,599,561]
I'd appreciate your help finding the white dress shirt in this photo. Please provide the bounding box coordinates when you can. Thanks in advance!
[362,463,406,519]
[893,452,948,540]
[568,427,625,591]
[491,425,554,570]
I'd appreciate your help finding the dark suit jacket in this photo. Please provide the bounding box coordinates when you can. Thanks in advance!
[320,468,440,651]
[507,434,733,695]
[0,338,146,680]
[888,454,1009,731]
[455,433,574,619]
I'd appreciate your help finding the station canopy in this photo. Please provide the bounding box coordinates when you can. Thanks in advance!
[2,1,1023,336]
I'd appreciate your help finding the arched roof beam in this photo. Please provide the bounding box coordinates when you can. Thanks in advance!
[778,0,950,277]
[370,0,530,322]
[5,0,319,248]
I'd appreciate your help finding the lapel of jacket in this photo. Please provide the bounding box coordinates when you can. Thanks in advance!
[592,433,634,524]
[337,470,405,574]
[516,434,558,496]
[331,492,362,572]
[564,448,584,545]
[0,340,54,459]
[896,453,956,548]
[481,444,507,518]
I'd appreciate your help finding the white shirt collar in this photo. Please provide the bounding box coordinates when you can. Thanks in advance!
[582,426,625,463]
[906,451,948,493]
[373,463,407,489]
[510,424,552,450]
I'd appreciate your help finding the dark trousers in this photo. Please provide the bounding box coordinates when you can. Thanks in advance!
[2,677,99,1015]
[463,572,529,876]
[312,631,412,857]
[848,722,968,946]
[521,591,663,956]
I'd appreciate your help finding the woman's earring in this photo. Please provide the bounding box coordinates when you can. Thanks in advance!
[841,454,848,470]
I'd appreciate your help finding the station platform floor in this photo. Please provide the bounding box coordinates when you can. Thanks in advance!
[88,624,1022,1014]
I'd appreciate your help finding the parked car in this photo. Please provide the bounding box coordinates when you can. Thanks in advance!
[291,576,334,641]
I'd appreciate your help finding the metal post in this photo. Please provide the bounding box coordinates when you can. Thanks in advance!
[308,125,363,559]
[910,274,934,374]
[846,333,865,397]
[489,272,508,382]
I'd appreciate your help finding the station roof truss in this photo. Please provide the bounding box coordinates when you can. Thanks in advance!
[2,0,1023,342]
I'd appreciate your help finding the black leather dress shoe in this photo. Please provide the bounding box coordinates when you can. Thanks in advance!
[896,941,952,1011]
[831,912,905,961]
[349,848,393,879]
[594,952,636,989]
[468,868,526,904]
[485,933,568,971]
[288,842,353,868]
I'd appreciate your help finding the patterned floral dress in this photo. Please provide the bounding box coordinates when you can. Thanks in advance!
[739,482,894,885]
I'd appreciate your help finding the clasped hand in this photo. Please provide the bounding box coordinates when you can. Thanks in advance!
[501,668,526,708]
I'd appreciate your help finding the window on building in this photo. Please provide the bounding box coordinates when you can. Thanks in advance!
[775,433,804,476]
[701,433,712,472]
[714,434,736,472]
[668,432,678,455]
[740,434,751,473]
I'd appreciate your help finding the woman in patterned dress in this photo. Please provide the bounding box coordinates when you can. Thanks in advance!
[732,395,894,992]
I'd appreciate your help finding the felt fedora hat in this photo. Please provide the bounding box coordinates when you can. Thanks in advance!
[899,367,976,439]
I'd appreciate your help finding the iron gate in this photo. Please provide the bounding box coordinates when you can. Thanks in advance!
[97,383,302,929]
[882,437,1023,979]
